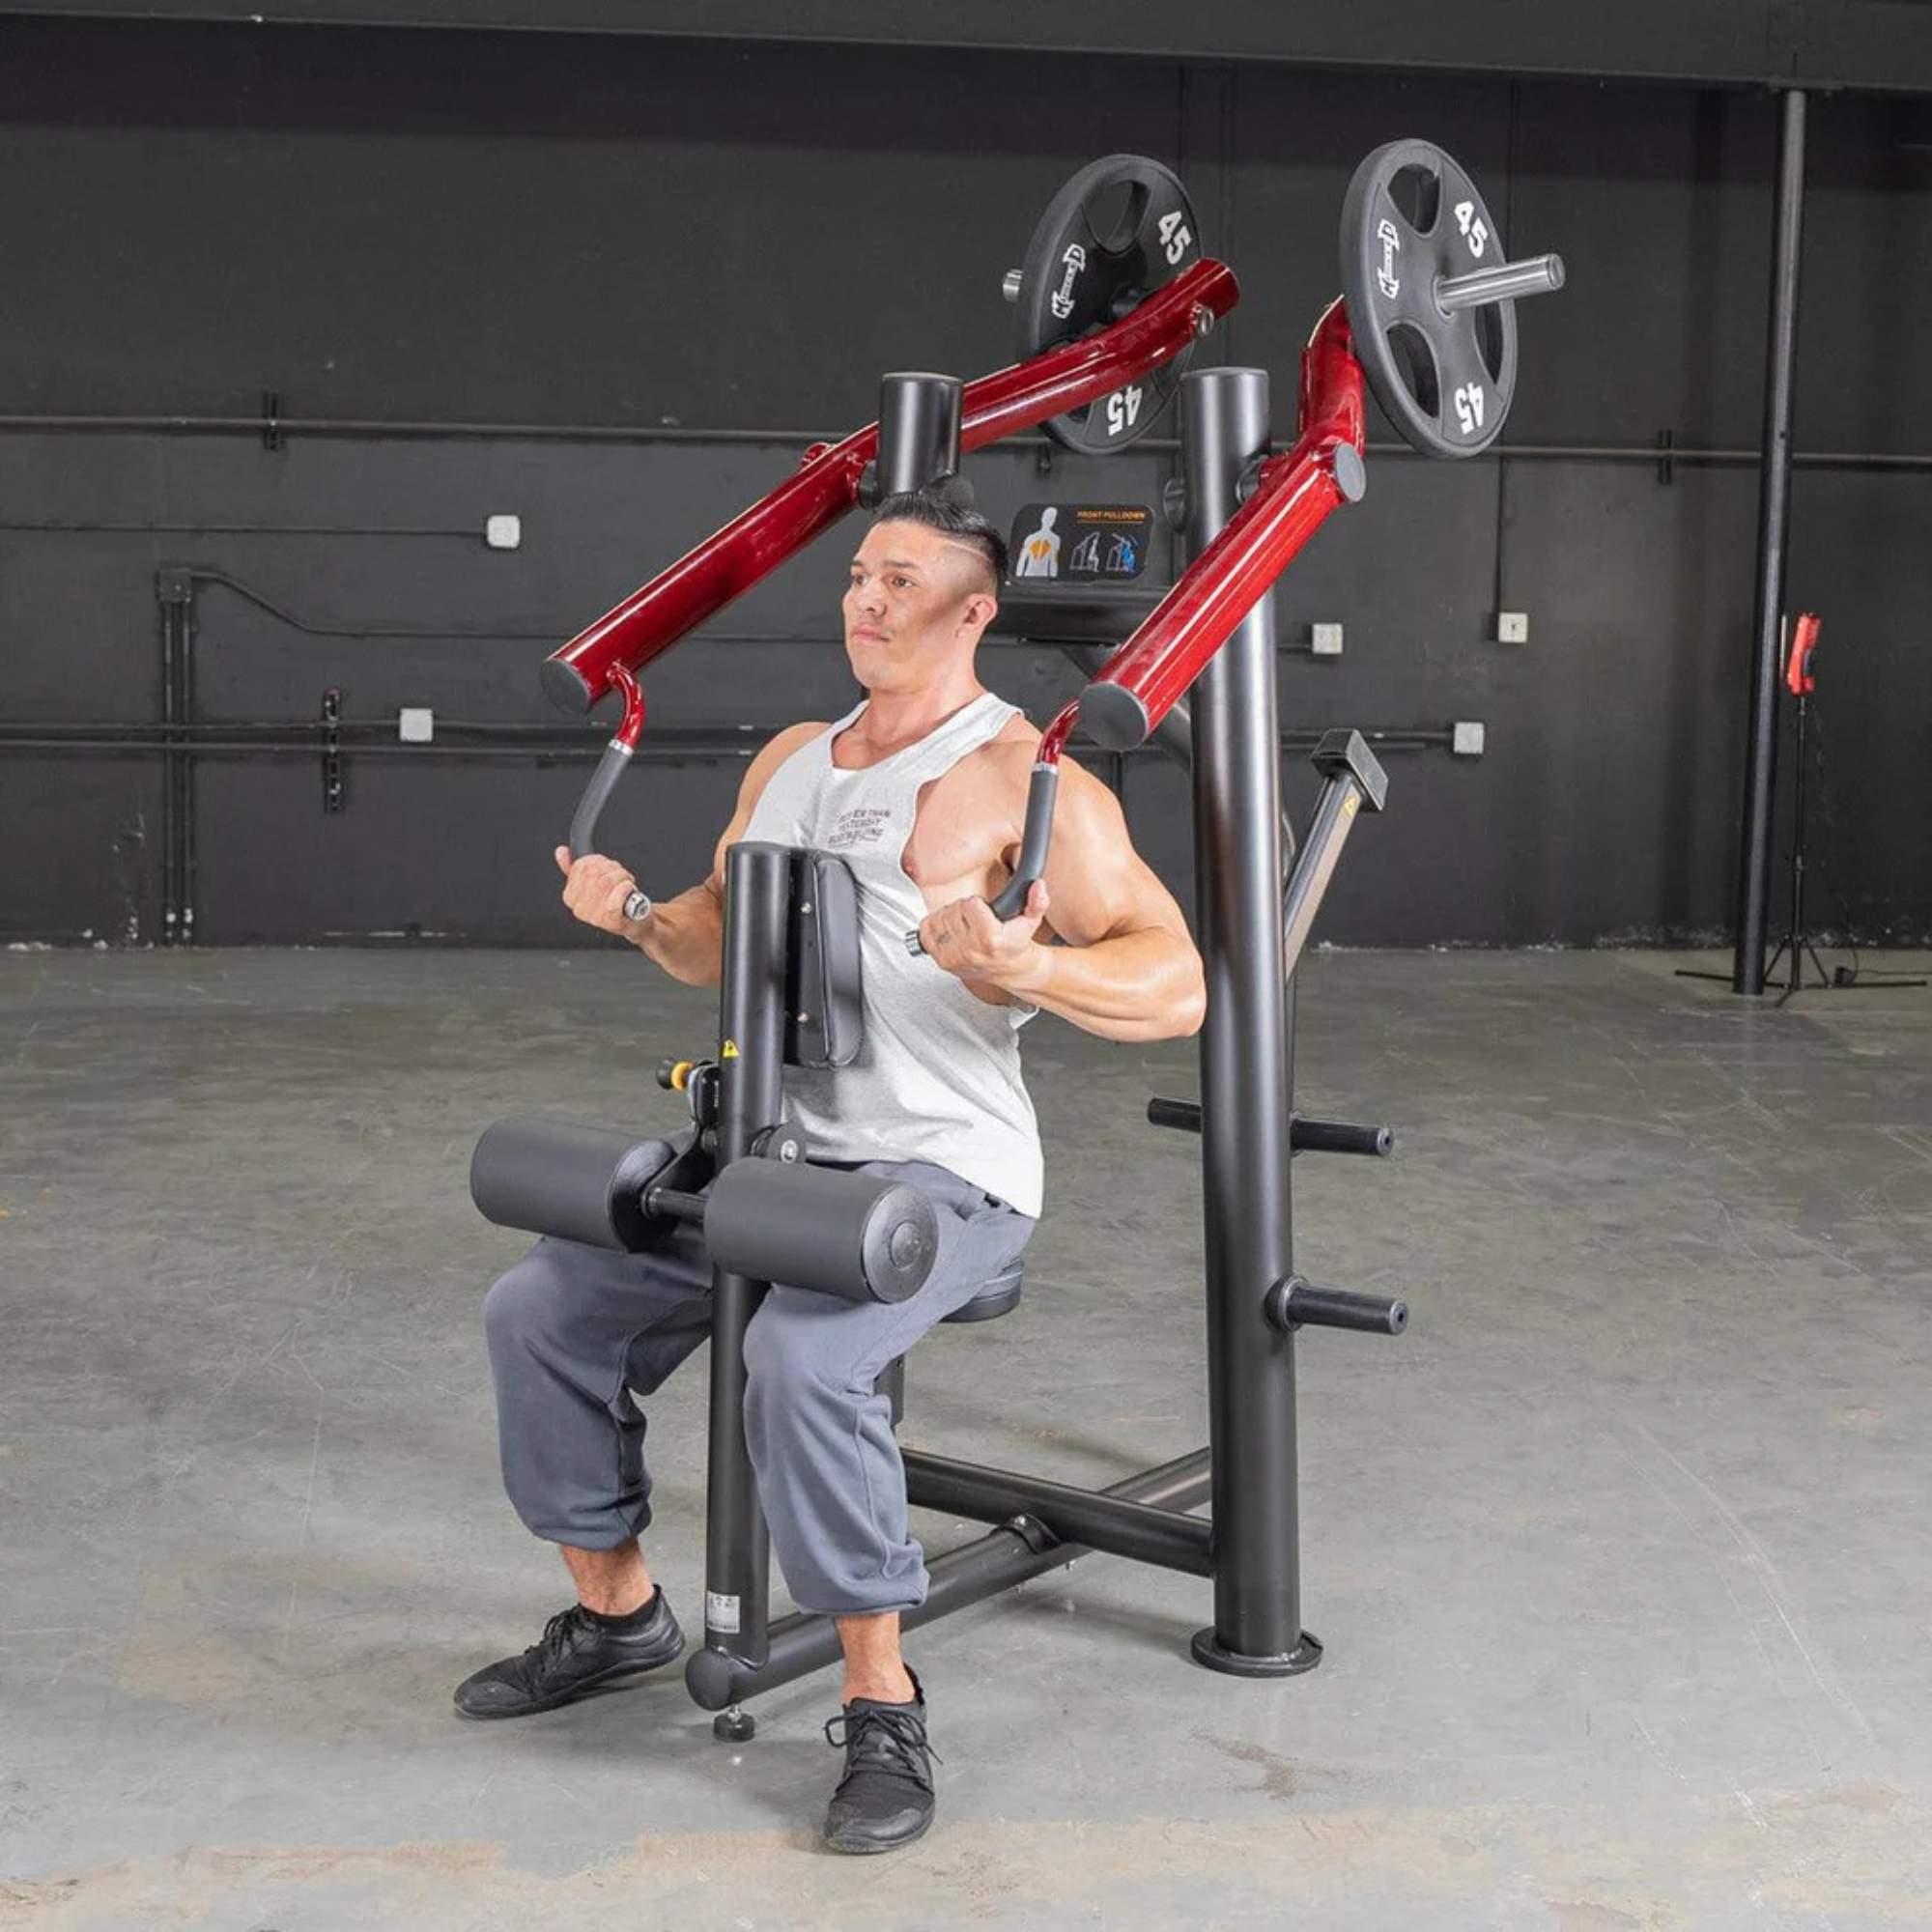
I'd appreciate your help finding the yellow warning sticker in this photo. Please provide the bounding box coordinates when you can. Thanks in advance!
[721,1039,740,1059]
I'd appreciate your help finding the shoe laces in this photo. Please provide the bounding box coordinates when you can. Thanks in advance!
[527,1605,586,1671]
[823,1702,943,1792]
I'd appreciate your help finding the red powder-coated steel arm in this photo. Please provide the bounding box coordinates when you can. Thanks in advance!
[542,259,1240,714]
[1071,298,1367,750]
[969,301,1365,931]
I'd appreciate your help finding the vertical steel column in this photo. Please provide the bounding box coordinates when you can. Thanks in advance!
[1181,369,1319,1676]
[180,578,198,948]
[698,840,792,1670]
[156,571,186,947]
[1732,88,1808,996]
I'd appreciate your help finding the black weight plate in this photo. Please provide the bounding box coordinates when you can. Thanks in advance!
[1340,139,1518,459]
[1013,154,1202,456]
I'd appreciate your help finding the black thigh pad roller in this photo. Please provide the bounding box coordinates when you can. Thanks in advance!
[470,1116,684,1252]
[704,1159,938,1304]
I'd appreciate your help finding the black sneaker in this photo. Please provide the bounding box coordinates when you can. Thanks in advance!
[821,1669,942,1855]
[453,1590,685,1719]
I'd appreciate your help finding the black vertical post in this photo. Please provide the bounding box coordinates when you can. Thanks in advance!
[156,572,184,947]
[873,372,962,497]
[1181,368,1319,1677]
[1733,87,1807,996]
[180,578,198,948]
[699,840,792,1672]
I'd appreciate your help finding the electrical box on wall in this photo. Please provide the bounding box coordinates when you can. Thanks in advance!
[486,515,522,551]
[1497,611,1529,643]
[1452,721,1487,756]
[1311,622,1344,656]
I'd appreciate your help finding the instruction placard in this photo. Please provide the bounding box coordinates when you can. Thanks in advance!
[1009,503,1154,582]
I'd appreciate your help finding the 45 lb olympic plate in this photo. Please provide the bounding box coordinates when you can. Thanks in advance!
[1340,139,1564,459]
[1009,154,1203,455]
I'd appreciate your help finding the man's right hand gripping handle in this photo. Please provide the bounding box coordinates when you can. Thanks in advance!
[555,845,652,940]
[560,667,653,932]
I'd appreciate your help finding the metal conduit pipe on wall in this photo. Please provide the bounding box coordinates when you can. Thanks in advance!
[0,725,1457,757]
[5,412,1932,470]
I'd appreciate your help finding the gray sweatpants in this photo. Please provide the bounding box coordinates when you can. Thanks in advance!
[483,1160,1036,1617]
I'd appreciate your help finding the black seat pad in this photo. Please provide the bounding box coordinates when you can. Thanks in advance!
[940,1258,1024,1323]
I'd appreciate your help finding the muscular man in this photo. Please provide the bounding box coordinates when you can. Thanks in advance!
[462,488,1205,1853]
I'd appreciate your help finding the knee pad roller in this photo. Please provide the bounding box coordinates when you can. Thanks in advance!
[702,1158,937,1305]
[469,1116,696,1252]
[470,1115,937,1303]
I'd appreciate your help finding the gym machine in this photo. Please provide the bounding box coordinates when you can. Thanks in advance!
[473,142,1562,1732]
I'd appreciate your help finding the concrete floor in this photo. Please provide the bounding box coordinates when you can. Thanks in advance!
[1,945,1929,1930]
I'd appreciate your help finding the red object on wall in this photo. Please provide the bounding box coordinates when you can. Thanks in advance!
[542,259,1241,715]
[1785,611,1820,696]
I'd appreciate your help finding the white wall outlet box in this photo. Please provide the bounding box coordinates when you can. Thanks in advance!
[399,707,435,743]
[1452,720,1487,756]
[485,514,522,551]
[1497,610,1529,643]
[1311,622,1345,657]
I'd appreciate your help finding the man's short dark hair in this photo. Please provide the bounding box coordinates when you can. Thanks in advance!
[872,487,1009,594]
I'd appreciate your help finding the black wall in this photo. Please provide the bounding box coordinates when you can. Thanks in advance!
[11,1,1932,96]
[2,19,1928,948]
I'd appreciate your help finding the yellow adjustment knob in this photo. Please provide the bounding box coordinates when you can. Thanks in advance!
[669,1060,695,1092]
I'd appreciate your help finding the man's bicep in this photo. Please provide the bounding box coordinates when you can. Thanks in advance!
[1038,761,1192,947]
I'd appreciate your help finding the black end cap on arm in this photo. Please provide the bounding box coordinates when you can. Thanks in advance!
[540,656,597,716]
[1311,726,1389,812]
[1078,680,1152,752]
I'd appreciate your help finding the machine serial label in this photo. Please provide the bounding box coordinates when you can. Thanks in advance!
[705,1592,741,1634]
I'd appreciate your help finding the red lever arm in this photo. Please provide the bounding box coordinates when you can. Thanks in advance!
[923,298,1367,949]
[543,259,1240,714]
[1074,297,1367,749]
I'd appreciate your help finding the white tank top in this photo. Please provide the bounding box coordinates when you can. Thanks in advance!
[741,690,1043,1217]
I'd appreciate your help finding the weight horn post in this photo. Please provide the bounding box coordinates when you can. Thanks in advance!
[1435,253,1566,314]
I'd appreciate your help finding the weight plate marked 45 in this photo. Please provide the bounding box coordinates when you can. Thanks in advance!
[1339,138,1532,461]
[1012,153,1204,457]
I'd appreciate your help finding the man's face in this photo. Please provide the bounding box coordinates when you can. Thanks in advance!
[842,520,993,692]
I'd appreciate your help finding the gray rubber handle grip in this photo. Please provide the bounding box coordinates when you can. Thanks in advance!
[904,761,1058,956]
[567,741,652,923]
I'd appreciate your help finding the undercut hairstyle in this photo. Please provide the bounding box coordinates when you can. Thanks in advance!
[872,488,1009,596]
